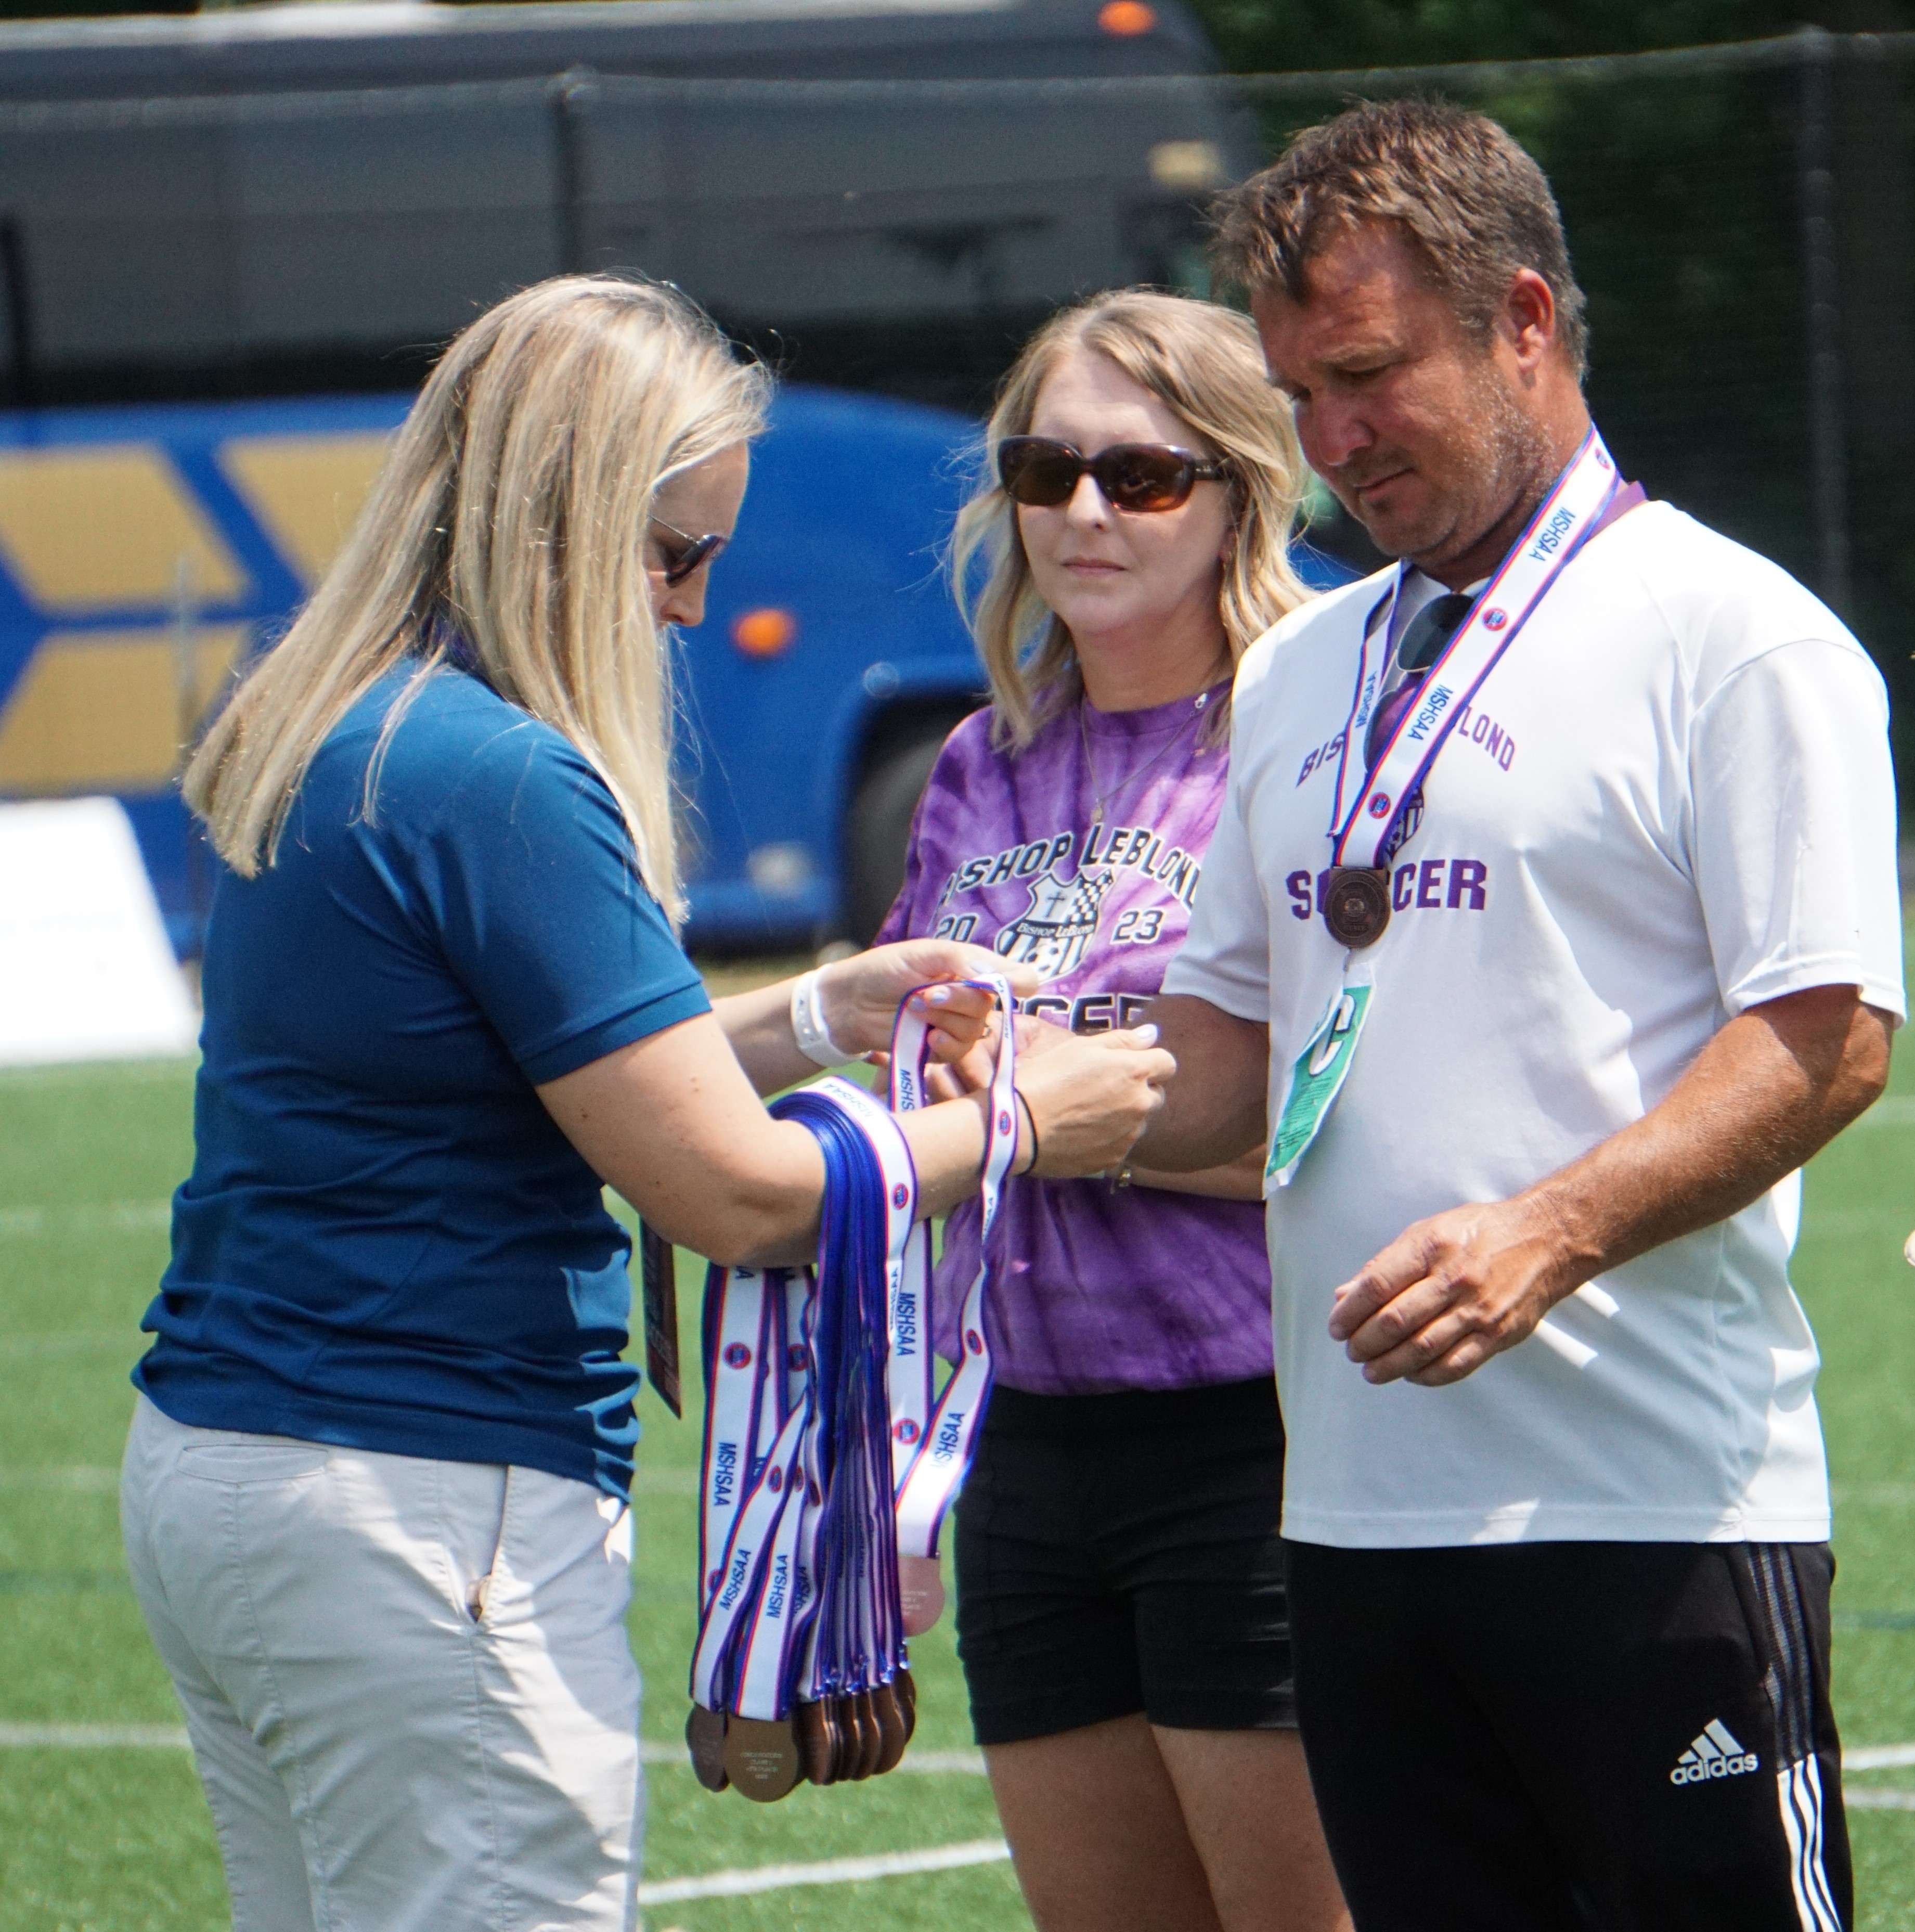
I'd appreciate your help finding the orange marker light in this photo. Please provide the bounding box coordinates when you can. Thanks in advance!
[1098,0,1156,34]
[732,607,798,658]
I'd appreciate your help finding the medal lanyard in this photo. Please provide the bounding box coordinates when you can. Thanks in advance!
[889,975,1020,1561]
[1326,430,1621,870]
[687,991,1017,1790]
[698,1268,774,1618]
[692,1086,917,1722]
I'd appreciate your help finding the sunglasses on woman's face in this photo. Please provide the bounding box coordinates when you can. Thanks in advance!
[649,516,728,587]
[997,437,1230,514]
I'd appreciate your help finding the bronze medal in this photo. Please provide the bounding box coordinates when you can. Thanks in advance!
[851,1690,884,1780]
[871,1681,909,1775]
[836,1692,871,1781]
[722,1714,805,1802]
[898,1553,945,1635]
[685,1703,729,1793]
[895,1665,918,1744]
[1323,866,1391,949]
[795,1697,837,1786]
[828,1693,859,1783]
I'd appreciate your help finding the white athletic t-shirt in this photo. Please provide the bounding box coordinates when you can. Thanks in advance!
[1162,501,1904,1548]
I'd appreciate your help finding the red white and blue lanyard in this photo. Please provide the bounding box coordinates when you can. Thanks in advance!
[1326,430,1621,869]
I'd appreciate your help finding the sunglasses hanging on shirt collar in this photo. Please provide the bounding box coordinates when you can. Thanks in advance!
[997,437,1230,514]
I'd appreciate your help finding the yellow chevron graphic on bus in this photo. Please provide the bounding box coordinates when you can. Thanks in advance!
[0,447,247,611]
[0,430,391,796]
[0,627,247,793]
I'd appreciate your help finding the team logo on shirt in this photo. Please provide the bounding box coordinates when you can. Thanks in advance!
[991,868,1117,981]
[1482,608,1509,630]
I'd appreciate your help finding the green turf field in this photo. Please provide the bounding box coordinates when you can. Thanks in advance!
[2,961,1912,1930]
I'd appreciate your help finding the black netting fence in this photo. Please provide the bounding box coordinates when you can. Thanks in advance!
[1224,32,1915,777]
[2,30,1909,775]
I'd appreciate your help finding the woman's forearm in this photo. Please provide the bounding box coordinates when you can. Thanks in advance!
[541,1006,1173,1271]
[713,977,825,1095]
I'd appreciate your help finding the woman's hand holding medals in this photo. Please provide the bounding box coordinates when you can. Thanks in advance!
[803,944,1179,1178]
[812,938,1037,1063]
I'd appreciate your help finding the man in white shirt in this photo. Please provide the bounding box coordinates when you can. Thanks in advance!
[1144,99,1900,1931]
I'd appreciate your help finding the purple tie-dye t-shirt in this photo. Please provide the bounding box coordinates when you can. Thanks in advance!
[876,682,1272,1396]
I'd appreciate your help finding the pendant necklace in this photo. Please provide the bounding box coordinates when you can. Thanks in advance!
[1079,671,1226,827]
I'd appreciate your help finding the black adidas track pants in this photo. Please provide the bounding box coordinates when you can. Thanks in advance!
[1285,1540,1849,1931]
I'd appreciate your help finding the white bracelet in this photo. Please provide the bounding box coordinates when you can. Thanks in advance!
[790,969,851,1067]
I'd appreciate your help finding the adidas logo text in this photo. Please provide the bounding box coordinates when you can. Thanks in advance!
[1670,1719,1759,1786]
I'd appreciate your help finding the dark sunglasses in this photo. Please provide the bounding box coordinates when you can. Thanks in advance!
[649,516,728,587]
[997,436,1230,513]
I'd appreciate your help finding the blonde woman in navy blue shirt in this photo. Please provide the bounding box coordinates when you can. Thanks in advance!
[118,276,1172,1932]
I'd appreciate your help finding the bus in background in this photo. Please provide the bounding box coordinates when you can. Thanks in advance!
[0,0,1356,948]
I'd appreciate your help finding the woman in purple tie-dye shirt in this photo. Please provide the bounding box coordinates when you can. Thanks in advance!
[878,292,1352,1932]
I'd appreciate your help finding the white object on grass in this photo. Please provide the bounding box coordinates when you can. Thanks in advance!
[0,797,197,1066]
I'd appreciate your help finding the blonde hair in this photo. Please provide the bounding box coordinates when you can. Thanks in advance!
[950,289,1313,751]
[184,275,771,923]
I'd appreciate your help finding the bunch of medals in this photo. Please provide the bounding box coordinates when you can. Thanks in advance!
[686,978,1019,1801]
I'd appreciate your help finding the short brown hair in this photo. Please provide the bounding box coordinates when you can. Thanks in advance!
[1211,98,1588,378]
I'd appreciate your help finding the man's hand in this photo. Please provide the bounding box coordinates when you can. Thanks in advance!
[1328,1194,1580,1386]
[1329,984,1893,1390]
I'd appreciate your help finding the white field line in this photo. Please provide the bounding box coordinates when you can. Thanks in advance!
[1832,1483,1915,1508]
[0,1335,144,1362]
[0,1466,120,1491]
[638,1838,1011,1905]
[1852,1095,1915,1128]
[0,1059,195,1088]
[0,1725,189,1748]
[1848,1789,1915,1810]
[0,1726,1006,1907]
[0,1725,987,1776]
[0,1200,172,1239]
[5,1722,1903,1781]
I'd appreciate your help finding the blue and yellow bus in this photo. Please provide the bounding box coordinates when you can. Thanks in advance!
[0,0,1355,949]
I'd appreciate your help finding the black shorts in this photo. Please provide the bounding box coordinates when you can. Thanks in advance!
[953,1375,1295,1746]
[1286,1538,1850,1932]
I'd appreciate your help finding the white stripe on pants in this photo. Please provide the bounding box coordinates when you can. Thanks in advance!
[120,1394,642,1932]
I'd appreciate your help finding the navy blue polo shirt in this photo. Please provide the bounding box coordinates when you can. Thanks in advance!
[134,665,708,1497]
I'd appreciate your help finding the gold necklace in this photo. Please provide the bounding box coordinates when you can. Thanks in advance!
[1079,676,1225,827]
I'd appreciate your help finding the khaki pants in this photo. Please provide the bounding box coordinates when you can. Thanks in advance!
[120,1394,643,1932]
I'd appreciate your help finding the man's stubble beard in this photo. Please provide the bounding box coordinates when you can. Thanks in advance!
[1345,355,1557,573]
[1407,358,1557,575]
